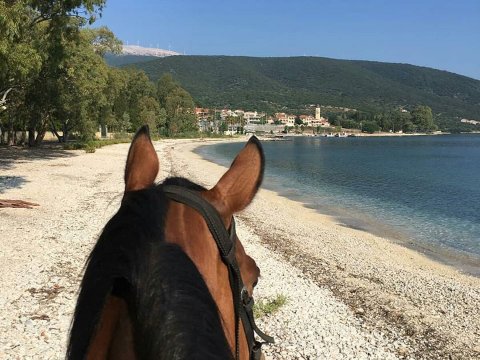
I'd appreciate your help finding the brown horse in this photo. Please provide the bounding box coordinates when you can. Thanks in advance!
[67,126,272,359]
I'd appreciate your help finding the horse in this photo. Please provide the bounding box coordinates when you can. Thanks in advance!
[67,126,273,360]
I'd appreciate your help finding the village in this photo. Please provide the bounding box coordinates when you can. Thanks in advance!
[195,105,332,135]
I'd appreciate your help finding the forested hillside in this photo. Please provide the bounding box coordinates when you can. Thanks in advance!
[104,54,158,67]
[117,55,480,131]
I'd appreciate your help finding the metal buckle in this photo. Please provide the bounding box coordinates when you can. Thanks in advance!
[252,341,264,360]
[241,286,254,310]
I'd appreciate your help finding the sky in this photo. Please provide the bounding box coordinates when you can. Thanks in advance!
[96,0,480,79]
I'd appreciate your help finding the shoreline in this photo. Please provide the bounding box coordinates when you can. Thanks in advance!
[195,137,480,277]
[271,183,480,277]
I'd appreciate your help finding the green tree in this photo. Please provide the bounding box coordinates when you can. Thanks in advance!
[125,69,157,129]
[165,87,196,135]
[411,105,436,132]
[156,72,199,135]
[403,121,417,133]
[157,73,178,108]
[340,119,359,129]
[361,121,380,133]
[157,108,167,134]
[0,0,110,145]
[99,67,129,134]
[219,122,228,133]
[83,26,122,57]
[137,95,163,133]
[118,112,131,132]
[37,26,120,142]
[392,110,411,133]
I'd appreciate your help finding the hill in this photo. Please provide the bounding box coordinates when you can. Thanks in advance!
[121,45,180,57]
[115,55,480,131]
[105,54,159,67]
[104,45,181,67]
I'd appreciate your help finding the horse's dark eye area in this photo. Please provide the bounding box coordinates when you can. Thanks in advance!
[253,265,261,288]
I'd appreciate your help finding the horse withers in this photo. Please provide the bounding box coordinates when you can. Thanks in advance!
[67,126,273,360]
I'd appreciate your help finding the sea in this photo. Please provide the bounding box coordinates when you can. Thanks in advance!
[197,134,480,275]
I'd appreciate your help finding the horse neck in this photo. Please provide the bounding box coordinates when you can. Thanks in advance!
[164,201,250,359]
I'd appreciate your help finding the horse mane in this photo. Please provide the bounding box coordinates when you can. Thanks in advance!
[67,177,233,359]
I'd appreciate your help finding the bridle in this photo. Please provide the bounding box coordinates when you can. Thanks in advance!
[163,185,275,360]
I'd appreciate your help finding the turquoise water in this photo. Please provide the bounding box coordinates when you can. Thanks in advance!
[197,135,480,273]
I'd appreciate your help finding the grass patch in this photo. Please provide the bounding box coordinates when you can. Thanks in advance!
[253,294,287,318]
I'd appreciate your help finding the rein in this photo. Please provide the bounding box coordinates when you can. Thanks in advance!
[163,185,274,360]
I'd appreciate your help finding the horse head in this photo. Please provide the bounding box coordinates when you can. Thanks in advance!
[68,126,270,360]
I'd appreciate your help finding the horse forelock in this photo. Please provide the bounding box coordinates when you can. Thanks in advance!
[67,178,232,360]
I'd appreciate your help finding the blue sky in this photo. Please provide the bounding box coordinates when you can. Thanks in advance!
[96,0,480,79]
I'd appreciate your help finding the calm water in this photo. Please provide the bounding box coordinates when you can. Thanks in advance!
[197,135,480,272]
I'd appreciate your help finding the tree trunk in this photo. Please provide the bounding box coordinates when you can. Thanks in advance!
[28,127,36,147]
[34,118,48,146]
[28,112,37,146]
[62,121,69,143]
[7,118,14,146]
[35,129,46,145]
[50,118,63,143]
[19,130,27,146]
[100,123,107,138]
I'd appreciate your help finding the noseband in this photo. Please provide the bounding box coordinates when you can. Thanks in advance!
[163,185,274,360]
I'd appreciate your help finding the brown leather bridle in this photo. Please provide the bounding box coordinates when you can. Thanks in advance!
[163,185,274,360]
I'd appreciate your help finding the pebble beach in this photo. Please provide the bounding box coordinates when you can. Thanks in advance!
[1,138,479,359]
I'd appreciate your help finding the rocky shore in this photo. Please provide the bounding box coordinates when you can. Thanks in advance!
[0,139,479,359]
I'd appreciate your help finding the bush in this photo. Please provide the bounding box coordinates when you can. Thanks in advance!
[63,138,132,152]
[84,143,96,153]
[63,142,86,150]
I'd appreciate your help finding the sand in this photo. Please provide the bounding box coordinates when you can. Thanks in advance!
[0,138,479,359]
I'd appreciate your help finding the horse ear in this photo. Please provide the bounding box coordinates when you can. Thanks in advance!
[124,125,159,192]
[208,136,264,215]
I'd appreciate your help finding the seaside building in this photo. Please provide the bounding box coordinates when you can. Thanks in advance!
[220,109,240,120]
[195,107,210,119]
[275,112,295,126]
[300,115,314,124]
[315,105,321,120]
[243,111,265,124]
[300,114,330,127]
[309,118,331,127]
[461,118,480,125]
[195,106,331,133]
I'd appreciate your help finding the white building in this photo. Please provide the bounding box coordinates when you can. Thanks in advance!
[244,111,266,124]
[275,113,296,126]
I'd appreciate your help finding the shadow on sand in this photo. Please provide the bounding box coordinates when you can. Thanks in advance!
[0,175,29,194]
[0,145,78,171]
